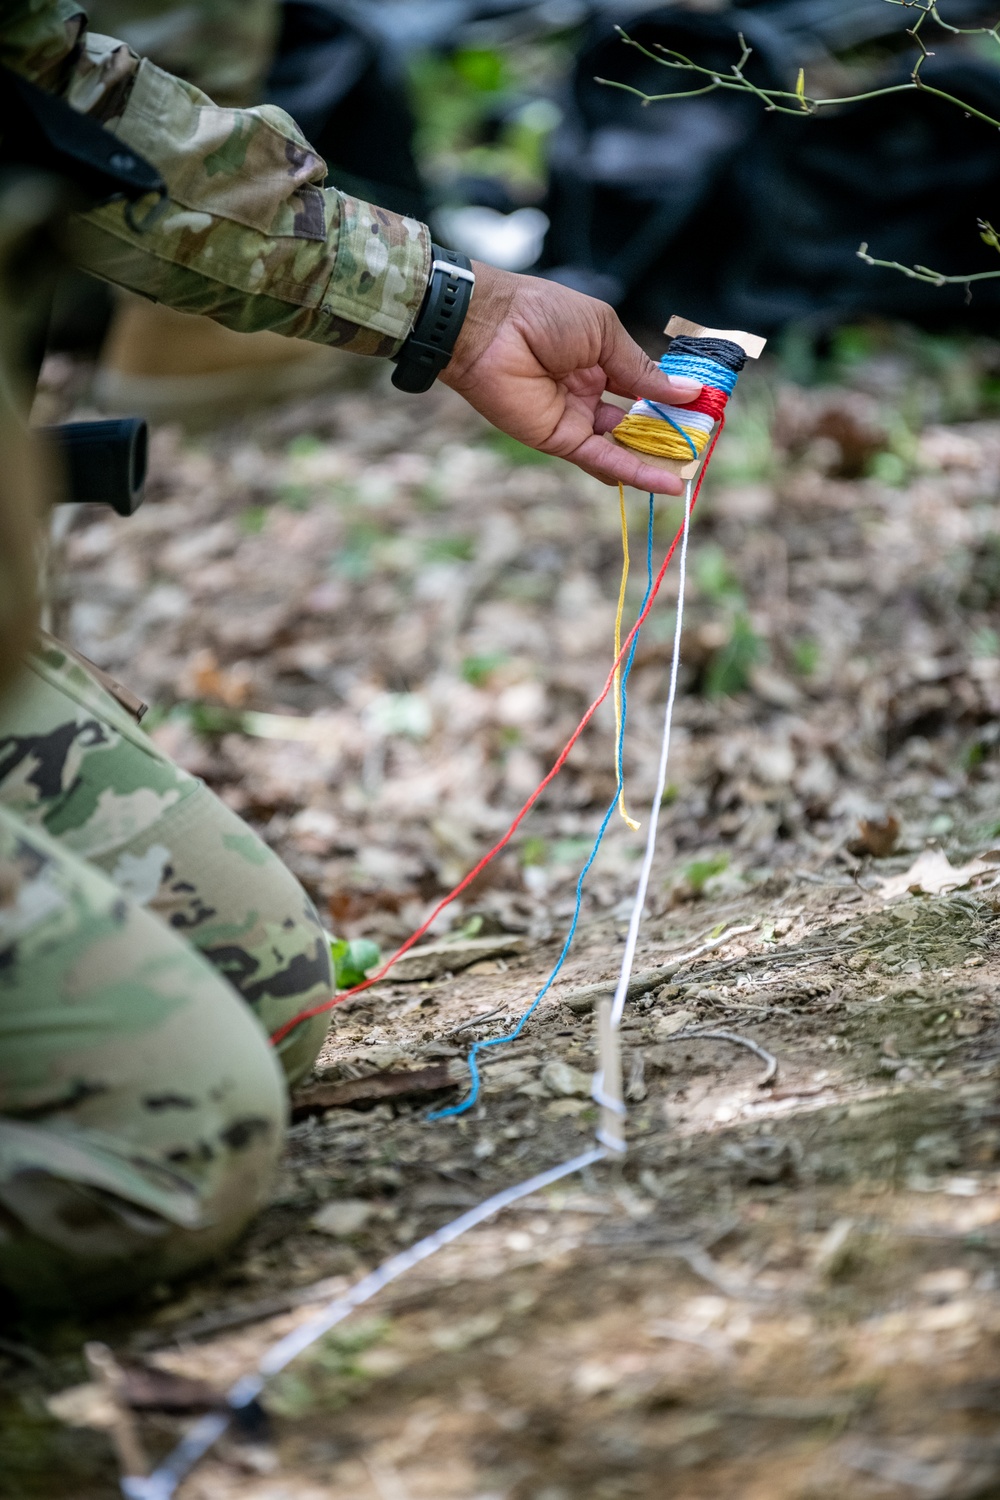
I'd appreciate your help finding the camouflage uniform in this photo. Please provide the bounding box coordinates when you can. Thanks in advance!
[2,0,432,357]
[83,0,279,108]
[0,0,435,1305]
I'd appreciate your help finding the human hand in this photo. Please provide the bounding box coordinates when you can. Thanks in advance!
[440,261,701,494]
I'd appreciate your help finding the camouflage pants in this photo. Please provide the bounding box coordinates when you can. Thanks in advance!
[0,644,332,1307]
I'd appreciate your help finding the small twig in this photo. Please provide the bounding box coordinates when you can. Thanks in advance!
[679,1243,770,1299]
[603,18,1000,135]
[446,1006,506,1035]
[678,940,846,985]
[666,921,758,967]
[559,924,758,1014]
[667,1028,778,1087]
[858,242,1000,288]
[712,998,798,1018]
[84,1343,151,1482]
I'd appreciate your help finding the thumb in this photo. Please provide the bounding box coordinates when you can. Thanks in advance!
[599,310,701,406]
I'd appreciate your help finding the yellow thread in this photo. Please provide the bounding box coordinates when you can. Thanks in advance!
[613,483,640,832]
[613,413,710,462]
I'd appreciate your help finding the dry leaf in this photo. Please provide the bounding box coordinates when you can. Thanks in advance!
[46,1383,118,1430]
[876,848,999,902]
[654,1009,699,1039]
[849,814,900,858]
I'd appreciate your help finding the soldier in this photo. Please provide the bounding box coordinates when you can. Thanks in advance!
[0,0,701,1308]
[82,0,349,415]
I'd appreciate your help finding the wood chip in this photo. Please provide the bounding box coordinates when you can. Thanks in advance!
[560,968,670,1015]
[291,1064,458,1119]
[119,1365,223,1413]
[384,934,527,982]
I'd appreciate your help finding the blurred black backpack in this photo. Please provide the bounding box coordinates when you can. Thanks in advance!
[265,0,429,220]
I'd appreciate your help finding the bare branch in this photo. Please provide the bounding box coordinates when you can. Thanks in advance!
[604,7,1000,295]
[606,16,1000,132]
[857,241,1000,289]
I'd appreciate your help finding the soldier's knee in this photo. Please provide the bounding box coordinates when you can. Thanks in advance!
[0,1050,284,1309]
[0,1024,285,1309]
[129,781,334,1087]
[0,648,335,1085]
[0,809,288,1309]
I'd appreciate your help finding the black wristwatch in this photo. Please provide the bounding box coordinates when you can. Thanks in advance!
[391,245,475,394]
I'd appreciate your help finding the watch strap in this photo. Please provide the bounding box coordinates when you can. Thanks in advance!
[391,245,475,394]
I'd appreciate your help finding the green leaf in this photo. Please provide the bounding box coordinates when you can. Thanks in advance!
[704,615,765,697]
[683,854,729,894]
[461,651,508,686]
[331,937,381,989]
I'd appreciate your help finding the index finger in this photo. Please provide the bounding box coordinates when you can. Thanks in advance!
[570,432,686,495]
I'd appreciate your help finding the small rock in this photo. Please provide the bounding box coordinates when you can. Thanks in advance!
[358,1044,406,1070]
[310,1199,373,1237]
[653,1009,698,1039]
[516,1081,549,1099]
[541,1061,592,1098]
[545,1098,590,1118]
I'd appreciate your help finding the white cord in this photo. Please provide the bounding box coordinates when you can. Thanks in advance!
[122,1146,606,1500]
[609,479,693,1029]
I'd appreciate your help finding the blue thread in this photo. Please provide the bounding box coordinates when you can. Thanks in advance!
[643,402,699,460]
[659,352,737,395]
[431,496,656,1122]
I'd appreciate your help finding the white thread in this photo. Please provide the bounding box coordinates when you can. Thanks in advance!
[590,1073,626,1115]
[121,1146,606,1500]
[610,479,693,1030]
[260,1145,598,1373]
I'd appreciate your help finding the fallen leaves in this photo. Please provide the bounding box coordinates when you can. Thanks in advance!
[876,848,1000,902]
[850,813,900,859]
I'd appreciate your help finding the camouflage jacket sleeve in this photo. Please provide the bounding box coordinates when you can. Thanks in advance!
[0,0,432,355]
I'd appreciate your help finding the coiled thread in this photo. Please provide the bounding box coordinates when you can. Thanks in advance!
[614,334,747,463]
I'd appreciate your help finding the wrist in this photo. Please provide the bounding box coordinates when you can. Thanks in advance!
[440,260,518,389]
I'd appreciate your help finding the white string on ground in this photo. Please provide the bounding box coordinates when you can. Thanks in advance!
[609,480,693,1031]
[120,1146,606,1500]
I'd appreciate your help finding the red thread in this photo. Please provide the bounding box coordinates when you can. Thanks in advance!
[270,420,724,1048]
[685,386,728,421]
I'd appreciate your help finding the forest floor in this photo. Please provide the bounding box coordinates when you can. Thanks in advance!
[7,327,1000,1499]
